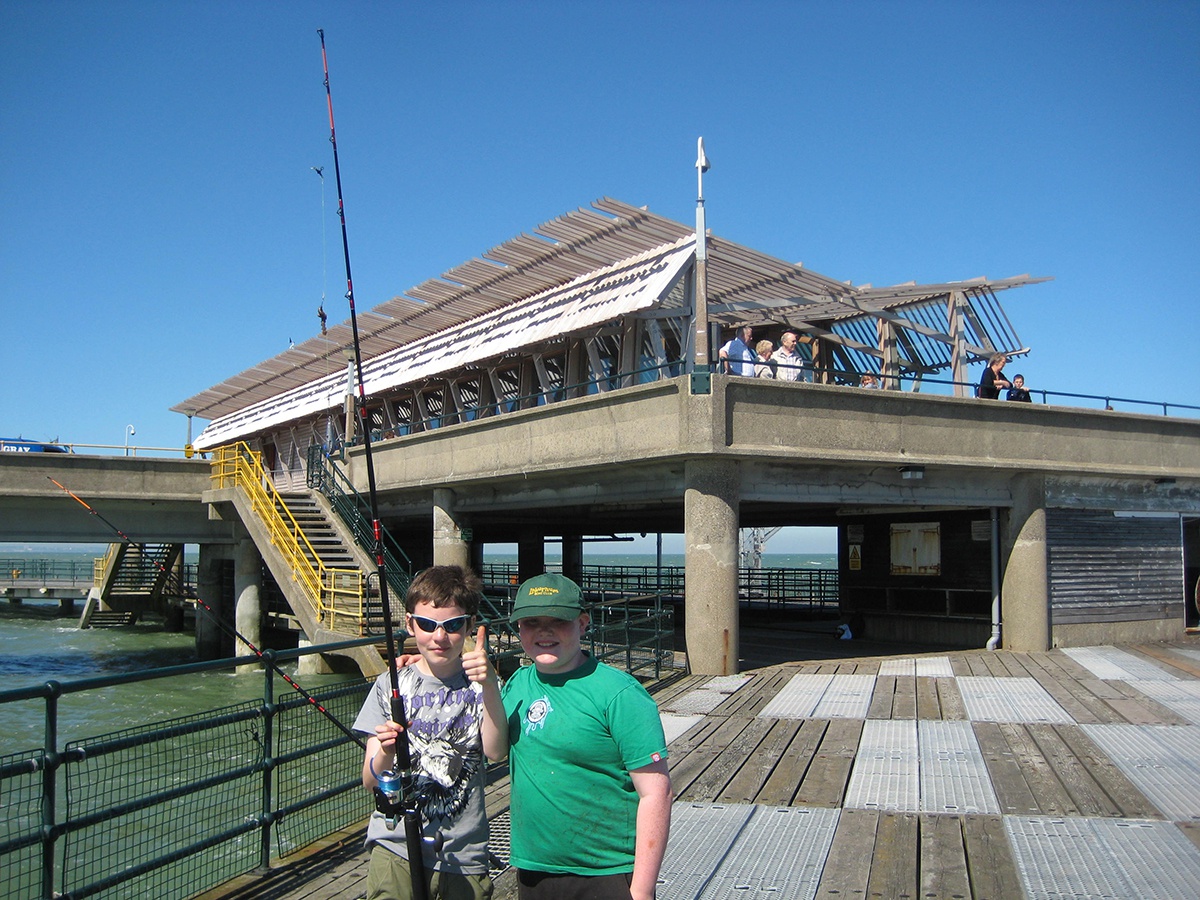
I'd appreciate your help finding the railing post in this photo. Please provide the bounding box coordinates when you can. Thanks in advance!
[41,682,61,900]
[258,655,275,873]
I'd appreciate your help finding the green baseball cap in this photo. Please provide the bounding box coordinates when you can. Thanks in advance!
[511,573,584,620]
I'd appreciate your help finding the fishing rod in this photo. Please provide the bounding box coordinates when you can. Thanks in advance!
[46,474,369,751]
[318,29,432,898]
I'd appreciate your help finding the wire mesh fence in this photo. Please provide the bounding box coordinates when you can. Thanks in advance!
[0,644,375,900]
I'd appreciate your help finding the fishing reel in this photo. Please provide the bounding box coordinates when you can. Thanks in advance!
[373,769,445,853]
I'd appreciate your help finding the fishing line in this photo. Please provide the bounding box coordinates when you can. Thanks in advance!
[46,474,368,750]
[318,29,433,893]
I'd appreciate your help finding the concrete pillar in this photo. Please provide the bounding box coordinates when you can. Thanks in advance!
[562,535,584,584]
[432,488,470,571]
[469,541,485,577]
[1002,475,1051,651]
[234,538,263,673]
[195,544,228,660]
[517,533,545,584]
[684,458,740,675]
[297,637,336,676]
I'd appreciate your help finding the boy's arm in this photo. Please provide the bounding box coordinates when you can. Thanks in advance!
[463,625,509,761]
[629,758,672,900]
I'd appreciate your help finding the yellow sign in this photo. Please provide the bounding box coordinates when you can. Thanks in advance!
[849,544,862,571]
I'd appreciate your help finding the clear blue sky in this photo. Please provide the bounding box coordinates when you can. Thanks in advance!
[3,0,1197,463]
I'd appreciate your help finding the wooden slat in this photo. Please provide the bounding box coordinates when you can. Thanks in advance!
[717,718,802,804]
[919,814,972,900]
[997,722,1078,815]
[962,814,1025,900]
[972,722,1042,816]
[915,676,941,720]
[755,718,829,807]
[1052,725,1162,819]
[677,715,776,802]
[865,812,918,900]
[868,674,896,718]
[936,677,969,720]
[1026,723,1123,817]
[892,675,917,719]
[794,718,863,808]
[815,808,878,898]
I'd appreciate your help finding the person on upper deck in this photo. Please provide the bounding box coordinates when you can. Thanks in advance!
[772,331,807,382]
[754,340,776,378]
[978,353,1012,400]
[1006,374,1032,402]
[718,325,755,376]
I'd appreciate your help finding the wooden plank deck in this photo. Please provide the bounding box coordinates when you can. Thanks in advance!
[198,637,1200,900]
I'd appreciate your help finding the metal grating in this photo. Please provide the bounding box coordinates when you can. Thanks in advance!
[758,674,875,720]
[918,720,1000,814]
[1005,815,1200,900]
[1061,646,1180,681]
[957,676,1074,724]
[662,675,753,715]
[658,802,756,900]
[758,673,833,719]
[661,714,705,745]
[1080,724,1200,821]
[844,719,919,811]
[877,656,954,677]
[1132,680,1200,725]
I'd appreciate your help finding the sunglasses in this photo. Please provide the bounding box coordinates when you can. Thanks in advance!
[408,613,471,634]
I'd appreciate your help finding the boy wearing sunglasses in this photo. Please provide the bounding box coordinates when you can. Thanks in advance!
[354,565,507,900]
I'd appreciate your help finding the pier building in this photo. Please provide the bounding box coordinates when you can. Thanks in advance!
[167,198,1200,675]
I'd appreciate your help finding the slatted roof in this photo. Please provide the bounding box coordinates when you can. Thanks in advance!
[174,197,1048,422]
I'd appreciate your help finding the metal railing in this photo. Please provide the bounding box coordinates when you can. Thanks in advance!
[210,443,365,633]
[0,640,376,900]
[2,558,97,586]
[305,444,412,602]
[479,563,840,612]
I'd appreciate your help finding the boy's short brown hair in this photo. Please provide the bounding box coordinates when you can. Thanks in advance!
[404,565,483,616]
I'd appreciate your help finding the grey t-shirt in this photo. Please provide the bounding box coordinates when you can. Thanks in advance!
[354,665,488,874]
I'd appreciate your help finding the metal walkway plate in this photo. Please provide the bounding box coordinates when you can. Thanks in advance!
[659,803,840,900]
[758,674,833,719]
[1005,815,1200,900]
[661,714,705,745]
[877,656,954,677]
[1130,680,1200,725]
[659,802,756,900]
[1062,645,1179,681]
[662,675,753,715]
[758,673,875,720]
[845,719,918,811]
[918,720,1001,814]
[957,676,1074,723]
[1080,723,1200,821]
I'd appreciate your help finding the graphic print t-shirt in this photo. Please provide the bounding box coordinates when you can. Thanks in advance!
[353,665,488,873]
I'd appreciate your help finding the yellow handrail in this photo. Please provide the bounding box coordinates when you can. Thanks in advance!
[210,443,366,632]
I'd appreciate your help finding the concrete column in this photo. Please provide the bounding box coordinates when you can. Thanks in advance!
[1002,475,1051,651]
[432,488,470,570]
[517,533,545,584]
[684,458,740,675]
[195,544,228,660]
[234,538,263,673]
[562,535,584,584]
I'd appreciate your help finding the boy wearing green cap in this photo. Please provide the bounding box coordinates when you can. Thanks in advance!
[502,573,672,900]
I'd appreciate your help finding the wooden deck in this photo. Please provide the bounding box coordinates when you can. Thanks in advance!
[199,637,1200,900]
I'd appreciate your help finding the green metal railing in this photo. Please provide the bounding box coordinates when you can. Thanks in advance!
[479,563,840,611]
[305,444,412,605]
[0,640,375,900]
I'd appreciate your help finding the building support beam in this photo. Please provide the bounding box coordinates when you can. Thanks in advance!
[1001,474,1051,650]
[433,488,470,571]
[195,543,228,660]
[684,458,741,675]
[562,534,584,584]
[234,537,263,674]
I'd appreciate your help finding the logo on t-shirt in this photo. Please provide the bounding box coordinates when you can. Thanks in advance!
[524,696,553,734]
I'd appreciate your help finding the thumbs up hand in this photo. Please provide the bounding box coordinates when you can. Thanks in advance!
[463,624,497,686]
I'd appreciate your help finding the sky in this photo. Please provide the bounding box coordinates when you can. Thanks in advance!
[3,1,1198,553]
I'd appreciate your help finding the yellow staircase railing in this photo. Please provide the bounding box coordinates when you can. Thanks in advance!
[210,443,366,633]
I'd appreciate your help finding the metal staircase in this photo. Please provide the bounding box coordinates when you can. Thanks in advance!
[81,542,188,628]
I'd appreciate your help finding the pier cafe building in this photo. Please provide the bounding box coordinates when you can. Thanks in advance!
[175,198,1200,676]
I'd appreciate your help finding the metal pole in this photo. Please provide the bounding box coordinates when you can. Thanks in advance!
[693,137,711,369]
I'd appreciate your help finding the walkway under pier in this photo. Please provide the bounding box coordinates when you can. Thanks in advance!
[199,635,1200,900]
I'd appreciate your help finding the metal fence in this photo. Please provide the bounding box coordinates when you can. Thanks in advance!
[0,640,375,900]
[479,563,839,612]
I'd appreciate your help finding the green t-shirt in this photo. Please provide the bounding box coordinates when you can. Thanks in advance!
[502,654,668,875]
